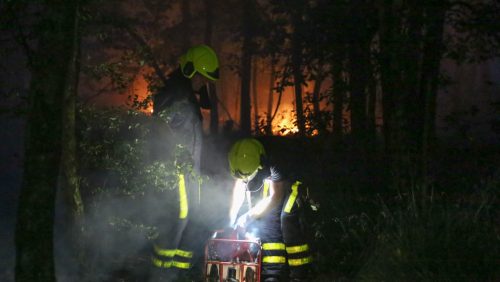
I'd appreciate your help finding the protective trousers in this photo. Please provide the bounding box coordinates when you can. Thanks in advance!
[280,181,312,281]
[257,181,312,281]
[254,208,286,282]
[150,174,196,281]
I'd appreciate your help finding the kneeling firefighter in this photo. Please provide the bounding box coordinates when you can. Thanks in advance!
[149,44,219,281]
[228,138,312,282]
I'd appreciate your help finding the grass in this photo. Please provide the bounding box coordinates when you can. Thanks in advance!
[310,175,499,281]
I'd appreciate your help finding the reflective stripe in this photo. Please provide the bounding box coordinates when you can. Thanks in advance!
[284,181,301,213]
[154,245,176,257]
[262,256,287,264]
[154,245,193,258]
[262,242,286,250]
[288,256,312,266]
[178,174,188,219]
[286,244,309,254]
[151,257,191,269]
[175,249,193,258]
[262,180,270,198]
[151,257,172,268]
[172,260,191,269]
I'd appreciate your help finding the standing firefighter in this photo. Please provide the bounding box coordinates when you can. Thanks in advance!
[228,138,312,282]
[150,44,219,281]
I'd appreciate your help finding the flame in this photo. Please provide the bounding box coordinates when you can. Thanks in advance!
[274,117,299,136]
[270,107,299,136]
[130,68,153,114]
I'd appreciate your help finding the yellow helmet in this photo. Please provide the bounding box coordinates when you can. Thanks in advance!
[228,138,266,179]
[179,44,219,81]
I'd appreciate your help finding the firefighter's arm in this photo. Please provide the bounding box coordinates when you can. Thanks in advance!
[229,179,246,226]
[248,180,285,219]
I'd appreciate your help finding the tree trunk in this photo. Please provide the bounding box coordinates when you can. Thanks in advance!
[252,57,259,133]
[420,0,446,184]
[291,11,305,136]
[59,0,86,277]
[348,0,370,141]
[312,71,323,134]
[348,44,369,139]
[379,0,407,189]
[402,0,425,175]
[203,0,218,135]
[379,0,397,153]
[367,67,377,140]
[208,83,219,135]
[332,54,345,137]
[239,0,253,134]
[266,58,276,135]
[312,74,322,119]
[15,2,79,281]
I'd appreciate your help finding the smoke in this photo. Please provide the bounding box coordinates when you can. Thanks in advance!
[54,170,236,281]
[53,107,238,281]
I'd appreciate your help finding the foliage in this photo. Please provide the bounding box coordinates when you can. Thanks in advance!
[304,90,333,135]
[446,0,500,63]
[78,104,196,197]
[356,181,499,281]
[311,170,499,281]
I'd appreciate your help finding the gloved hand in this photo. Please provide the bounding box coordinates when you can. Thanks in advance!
[234,212,251,229]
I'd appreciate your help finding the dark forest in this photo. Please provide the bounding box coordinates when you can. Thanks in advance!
[0,0,499,281]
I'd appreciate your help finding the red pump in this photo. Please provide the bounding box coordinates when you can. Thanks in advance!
[204,228,262,282]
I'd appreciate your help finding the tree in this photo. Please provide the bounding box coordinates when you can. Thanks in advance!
[60,0,86,276]
[266,57,277,134]
[347,0,377,142]
[238,0,257,134]
[14,1,81,281]
[203,0,220,135]
[290,2,307,136]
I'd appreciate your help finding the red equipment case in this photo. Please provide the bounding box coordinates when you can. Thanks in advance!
[204,229,261,282]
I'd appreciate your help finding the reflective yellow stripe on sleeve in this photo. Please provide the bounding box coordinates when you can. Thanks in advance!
[178,174,188,219]
[262,242,286,250]
[262,180,270,198]
[284,181,301,213]
[288,256,313,266]
[262,256,287,264]
[286,244,309,254]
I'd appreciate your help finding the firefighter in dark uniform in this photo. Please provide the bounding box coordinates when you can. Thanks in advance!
[149,44,219,281]
[228,138,312,282]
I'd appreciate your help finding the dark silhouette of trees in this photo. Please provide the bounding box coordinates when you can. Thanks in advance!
[238,0,255,134]
[11,1,81,281]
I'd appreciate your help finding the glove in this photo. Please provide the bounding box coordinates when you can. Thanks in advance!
[234,213,251,229]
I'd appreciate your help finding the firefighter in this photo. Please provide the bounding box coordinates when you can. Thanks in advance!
[228,138,312,282]
[150,44,219,281]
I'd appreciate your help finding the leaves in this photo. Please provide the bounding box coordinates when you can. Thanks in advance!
[78,105,197,197]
